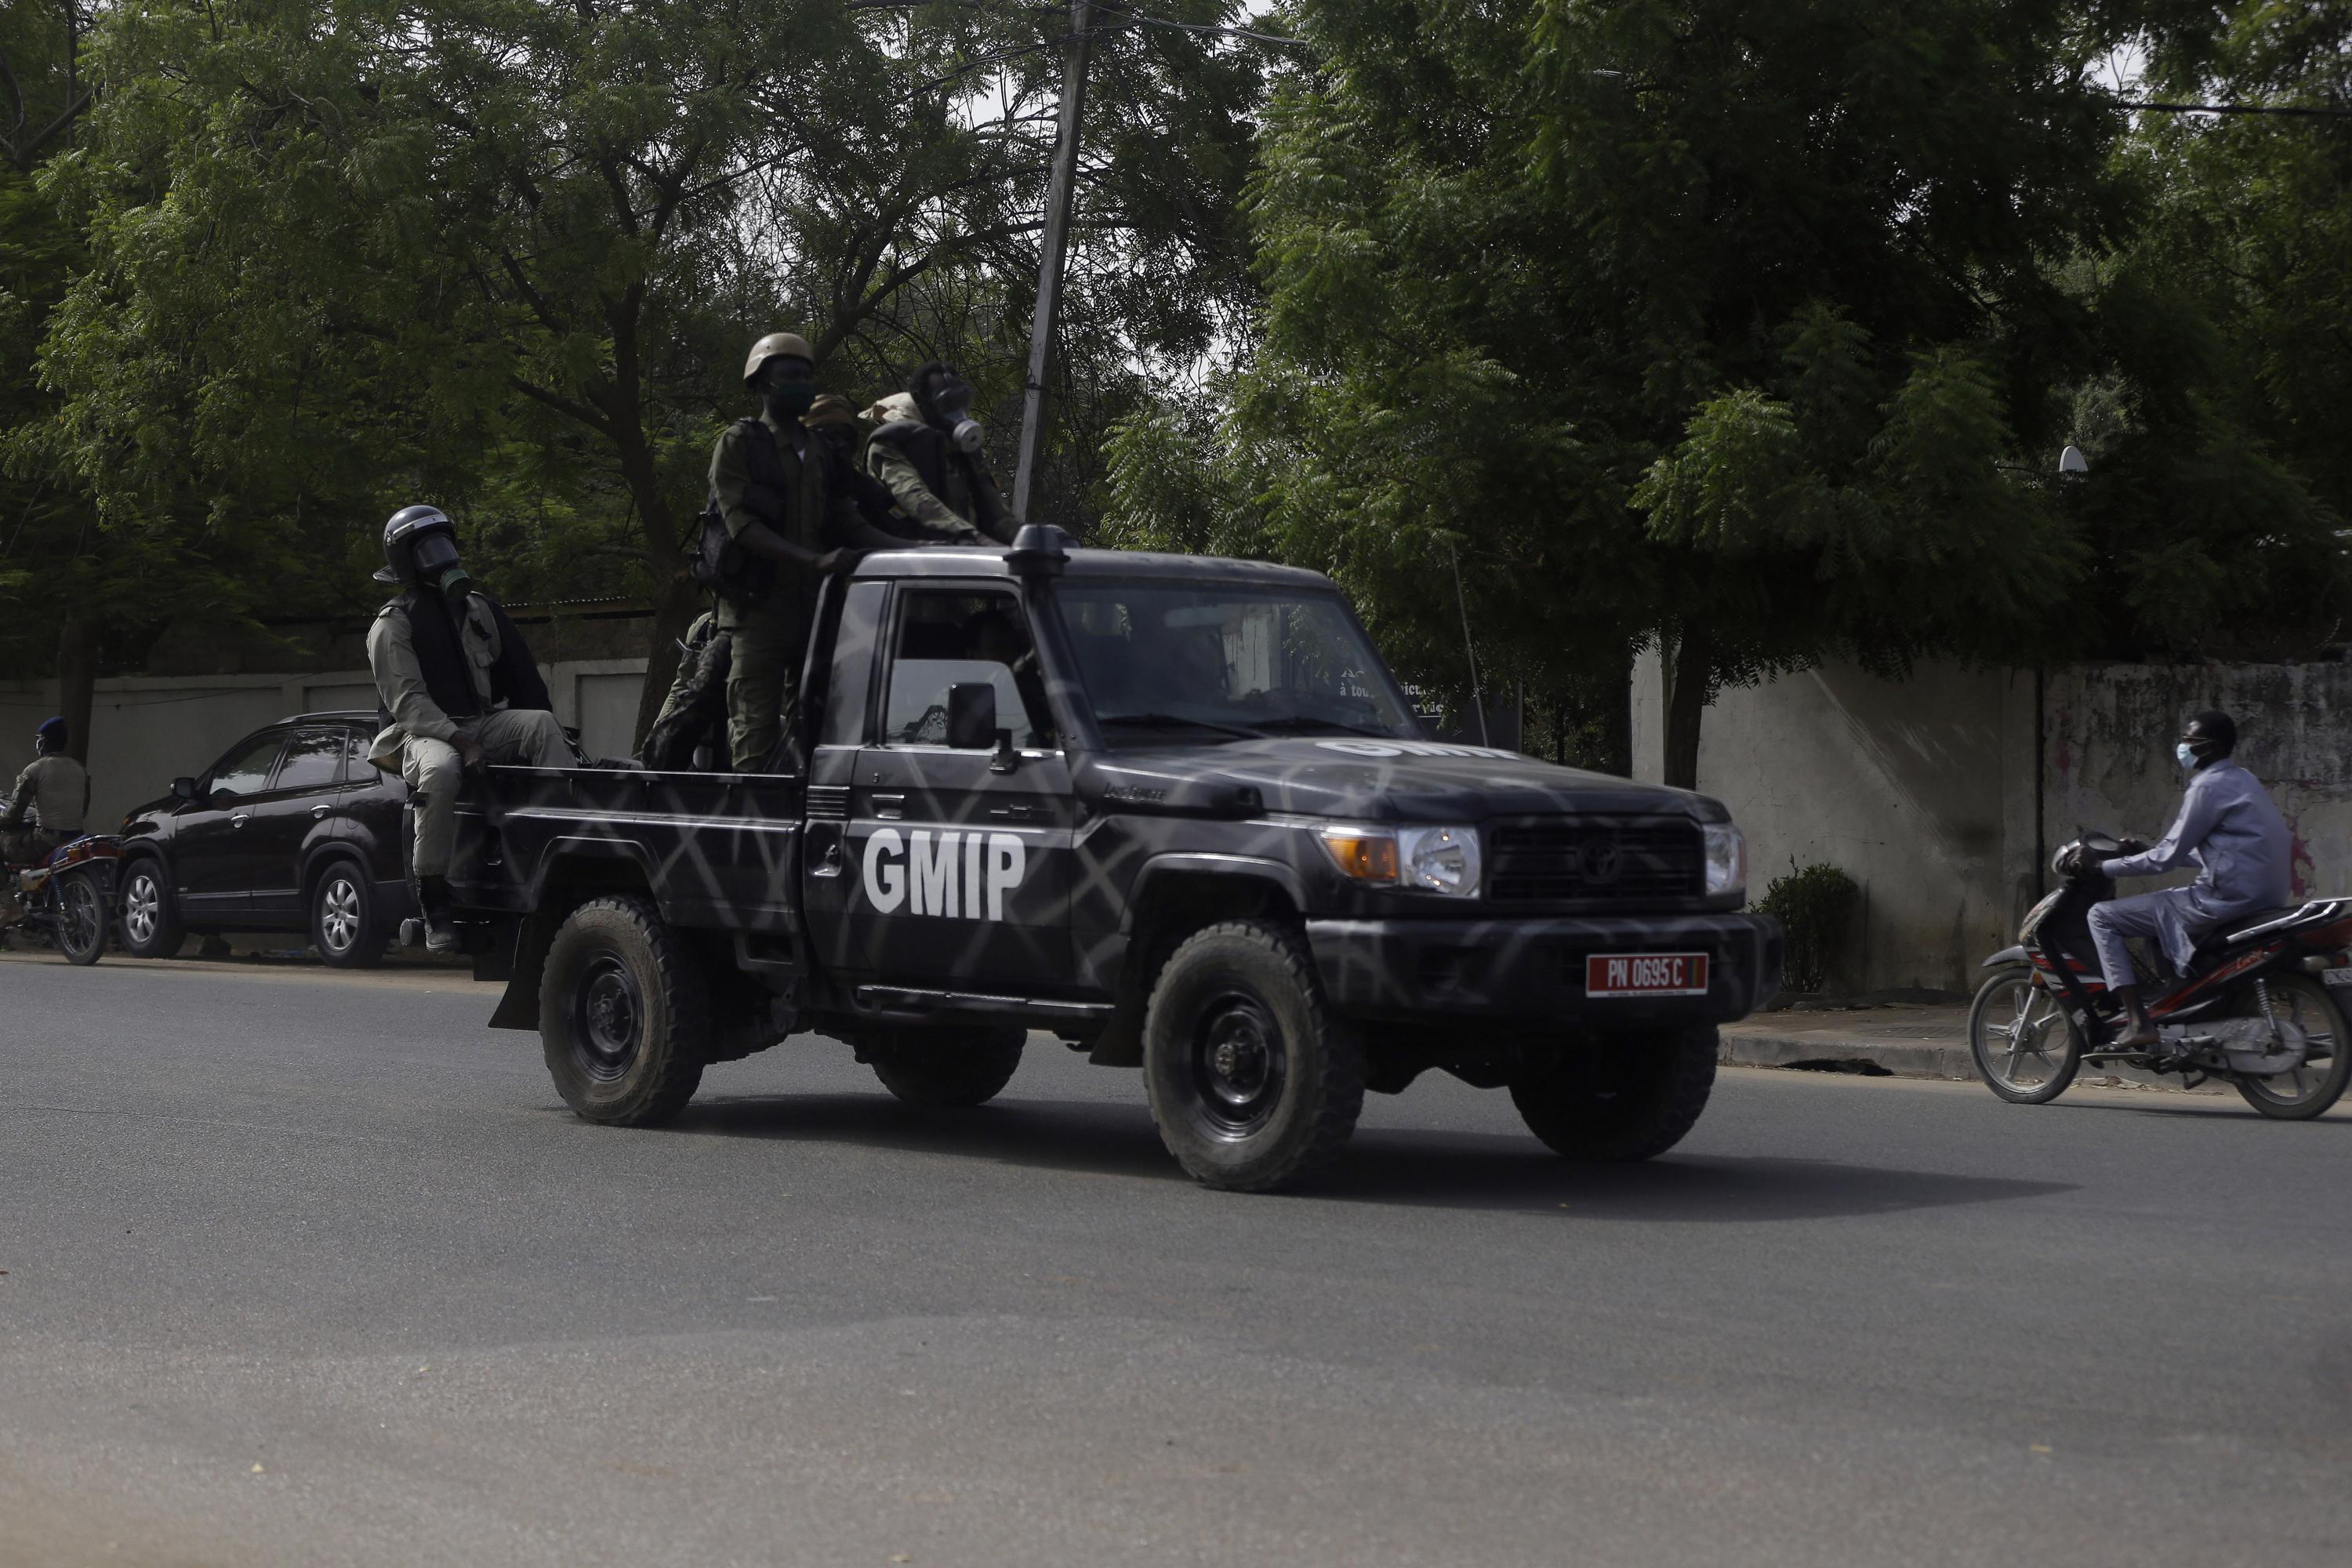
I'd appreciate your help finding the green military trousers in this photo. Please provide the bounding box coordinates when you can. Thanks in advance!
[718,587,816,773]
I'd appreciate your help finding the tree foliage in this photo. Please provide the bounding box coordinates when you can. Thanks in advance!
[18,0,1270,742]
[1104,0,2350,781]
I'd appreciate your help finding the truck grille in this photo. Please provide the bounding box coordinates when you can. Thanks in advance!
[1487,817,1703,902]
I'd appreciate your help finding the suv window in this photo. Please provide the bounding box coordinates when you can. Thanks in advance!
[208,732,285,800]
[273,728,347,792]
[882,590,1051,749]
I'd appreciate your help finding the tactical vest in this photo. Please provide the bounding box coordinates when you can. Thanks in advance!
[377,590,554,733]
[868,419,1007,539]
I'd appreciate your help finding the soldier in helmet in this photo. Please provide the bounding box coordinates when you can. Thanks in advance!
[708,332,898,771]
[365,505,567,953]
[862,361,1020,545]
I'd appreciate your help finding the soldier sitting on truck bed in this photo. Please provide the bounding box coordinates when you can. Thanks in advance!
[862,362,1021,546]
[366,504,568,953]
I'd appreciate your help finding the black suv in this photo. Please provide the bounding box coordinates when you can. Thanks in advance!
[118,713,414,967]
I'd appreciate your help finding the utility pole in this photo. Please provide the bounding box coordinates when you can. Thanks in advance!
[1011,0,1093,523]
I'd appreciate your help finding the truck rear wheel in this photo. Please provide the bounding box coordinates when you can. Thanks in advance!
[1143,920,1365,1193]
[866,1026,1027,1107]
[539,895,707,1127]
[1510,1026,1717,1162]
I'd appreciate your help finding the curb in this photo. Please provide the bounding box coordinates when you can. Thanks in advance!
[1717,1028,2219,1092]
[1718,1030,1974,1080]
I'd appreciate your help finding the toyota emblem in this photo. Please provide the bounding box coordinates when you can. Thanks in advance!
[1579,836,1622,884]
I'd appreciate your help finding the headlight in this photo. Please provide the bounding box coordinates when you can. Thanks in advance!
[1317,824,1482,898]
[1702,822,1745,898]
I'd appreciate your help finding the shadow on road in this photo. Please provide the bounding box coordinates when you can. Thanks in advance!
[673,1094,2072,1221]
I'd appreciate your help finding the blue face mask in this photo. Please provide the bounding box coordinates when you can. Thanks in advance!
[2176,742,2198,771]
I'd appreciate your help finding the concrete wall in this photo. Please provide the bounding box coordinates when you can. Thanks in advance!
[1636,654,2352,993]
[1635,653,2038,991]
[0,661,650,829]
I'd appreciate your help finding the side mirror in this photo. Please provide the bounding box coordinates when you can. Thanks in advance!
[946,683,999,750]
[171,776,199,802]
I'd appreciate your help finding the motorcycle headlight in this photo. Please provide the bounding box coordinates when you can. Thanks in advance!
[1702,822,1746,899]
[1317,825,1482,898]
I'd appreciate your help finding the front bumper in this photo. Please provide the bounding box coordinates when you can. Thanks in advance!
[1307,912,1784,1029]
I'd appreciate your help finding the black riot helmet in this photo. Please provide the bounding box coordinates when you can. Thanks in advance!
[910,361,985,455]
[375,504,468,593]
[2182,710,2237,765]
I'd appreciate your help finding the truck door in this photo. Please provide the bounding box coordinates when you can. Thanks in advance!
[838,583,1075,995]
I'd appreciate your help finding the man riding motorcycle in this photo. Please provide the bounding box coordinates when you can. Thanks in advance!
[2067,710,2292,1049]
[2,717,90,927]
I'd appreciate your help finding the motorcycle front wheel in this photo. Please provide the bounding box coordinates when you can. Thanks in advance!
[1968,964,2079,1104]
[56,872,108,966]
[2234,974,2351,1120]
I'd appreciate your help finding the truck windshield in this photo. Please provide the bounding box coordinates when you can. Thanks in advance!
[1057,582,1417,743]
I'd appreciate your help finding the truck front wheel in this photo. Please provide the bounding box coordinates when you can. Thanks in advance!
[1509,1026,1718,1162]
[539,895,708,1127]
[1143,920,1365,1193]
[866,1027,1027,1108]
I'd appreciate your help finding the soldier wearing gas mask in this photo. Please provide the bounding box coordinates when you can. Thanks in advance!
[862,362,1021,546]
[366,505,567,953]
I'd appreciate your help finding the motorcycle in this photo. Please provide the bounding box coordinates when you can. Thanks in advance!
[2,834,122,966]
[1968,833,2352,1118]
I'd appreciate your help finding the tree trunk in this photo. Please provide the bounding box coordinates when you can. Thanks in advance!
[1598,657,1633,777]
[55,611,100,765]
[1663,628,1711,790]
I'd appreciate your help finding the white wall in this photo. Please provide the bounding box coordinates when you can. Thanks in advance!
[1635,654,2352,991]
[1635,653,2035,991]
[1,661,649,829]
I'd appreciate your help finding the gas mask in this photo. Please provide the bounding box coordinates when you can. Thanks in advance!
[411,532,471,599]
[928,376,985,455]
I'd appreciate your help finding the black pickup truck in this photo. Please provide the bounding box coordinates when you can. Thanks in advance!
[447,528,1782,1191]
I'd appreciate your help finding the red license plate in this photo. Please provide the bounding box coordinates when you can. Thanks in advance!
[1586,952,1710,998]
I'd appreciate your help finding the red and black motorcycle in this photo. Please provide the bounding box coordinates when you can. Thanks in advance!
[1969,833,2352,1118]
[2,834,122,966]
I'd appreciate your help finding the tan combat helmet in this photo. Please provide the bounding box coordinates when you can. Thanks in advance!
[742,332,815,387]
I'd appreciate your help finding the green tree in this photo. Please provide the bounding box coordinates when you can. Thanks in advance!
[35,0,1270,745]
[1107,0,2345,785]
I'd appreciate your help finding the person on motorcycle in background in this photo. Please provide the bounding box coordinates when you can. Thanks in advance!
[1,717,90,926]
[2067,710,2292,1049]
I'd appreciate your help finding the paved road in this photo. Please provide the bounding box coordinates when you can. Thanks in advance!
[3,953,2347,1568]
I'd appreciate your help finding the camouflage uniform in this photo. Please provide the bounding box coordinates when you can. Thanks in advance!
[860,391,1004,544]
[707,411,862,771]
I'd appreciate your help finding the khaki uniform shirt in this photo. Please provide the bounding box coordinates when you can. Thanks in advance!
[367,592,507,767]
[2,754,89,835]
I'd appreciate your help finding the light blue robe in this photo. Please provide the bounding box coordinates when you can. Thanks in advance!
[2095,760,2293,978]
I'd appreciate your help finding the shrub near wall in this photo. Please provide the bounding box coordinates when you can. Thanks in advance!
[1755,862,1860,994]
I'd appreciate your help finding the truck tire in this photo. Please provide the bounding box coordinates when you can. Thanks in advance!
[1142,919,1365,1192]
[1510,1026,1717,1162]
[866,1027,1027,1107]
[539,895,707,1127]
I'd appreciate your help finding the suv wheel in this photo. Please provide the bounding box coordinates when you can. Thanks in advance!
[1509,1026,1719,1162]
[866,1027,1026,1107]
[117,859,185,960]
[1142,919,1365,1192]
[310,861,387,969]
[539,895,707,1127]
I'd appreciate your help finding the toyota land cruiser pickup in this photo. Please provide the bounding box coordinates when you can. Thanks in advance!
[446,528,1784,1191]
